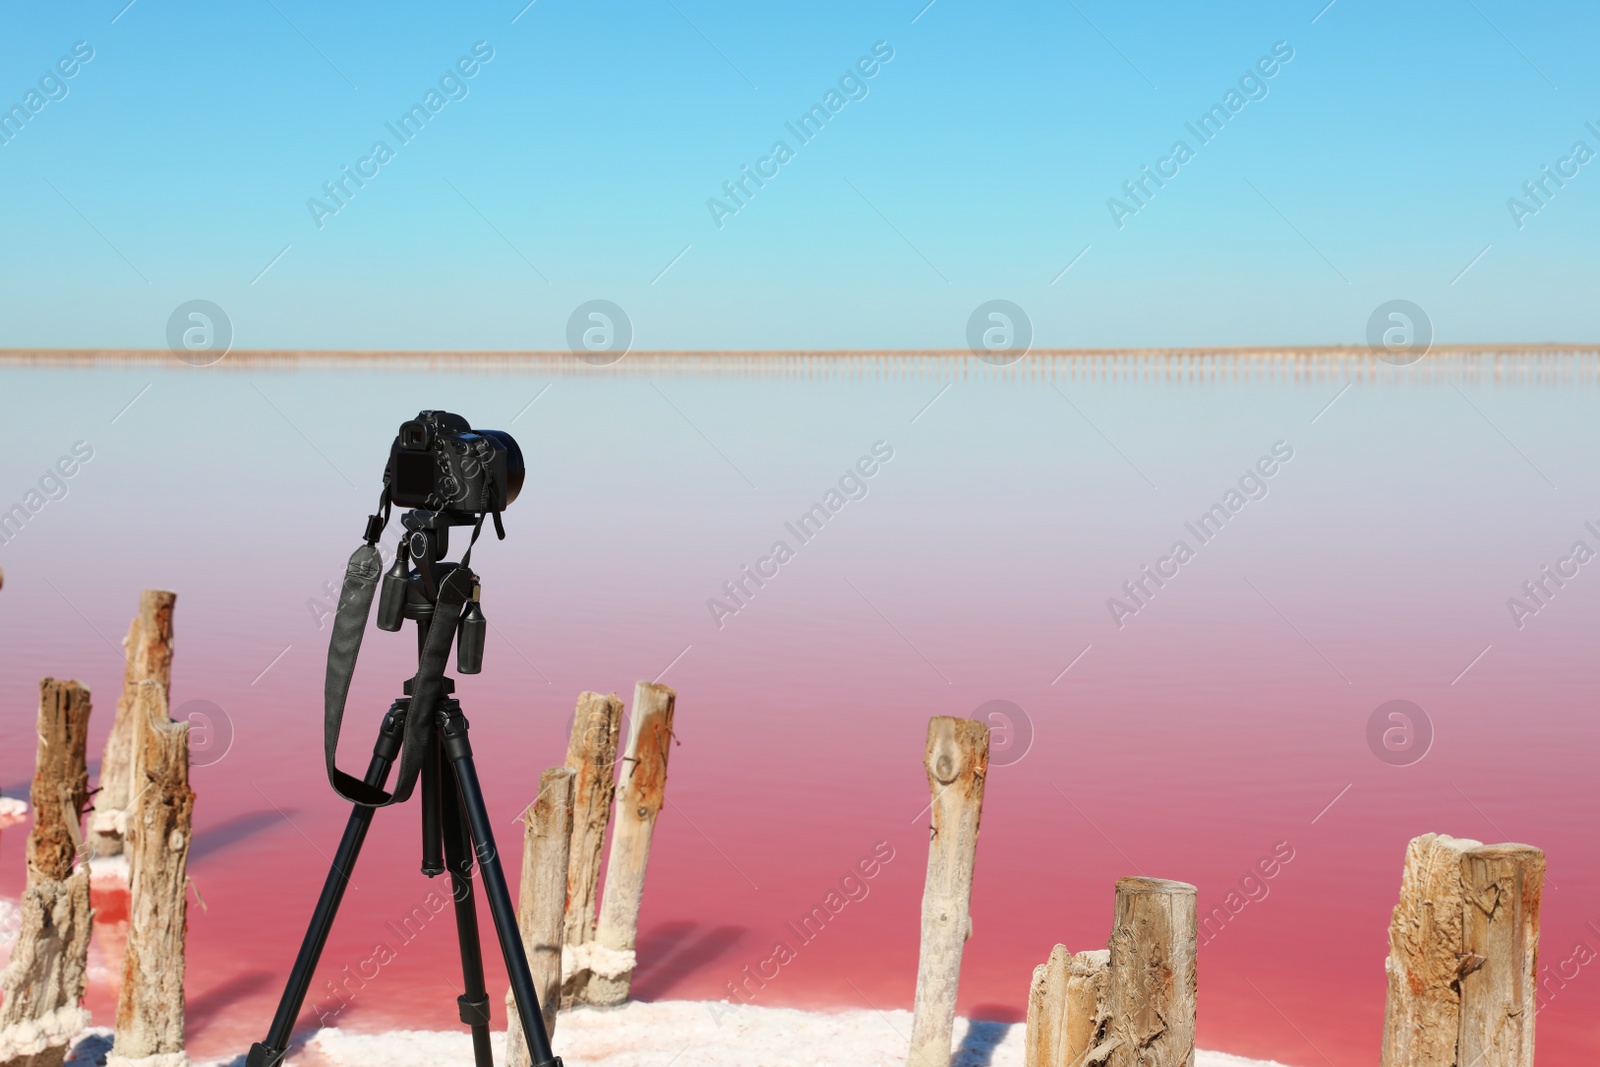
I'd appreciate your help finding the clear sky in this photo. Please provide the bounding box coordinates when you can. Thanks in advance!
[1,0,1596,350]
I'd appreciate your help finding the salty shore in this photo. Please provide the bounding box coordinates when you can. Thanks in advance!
[62,1000,1293,1067]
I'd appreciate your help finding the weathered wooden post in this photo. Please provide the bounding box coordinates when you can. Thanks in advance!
[1459,844,1543,1067]
[88,590,176,859]
[907,716,989,1067]
[589,682,677,1006]
[1383,834,1474,1067]
[1381,833,1544,1067]
[1025,945,1070,1067]
[0,680,93,1067]
[506,768,576,1067]
[1064,949,1112,1067]
[1107,878,1196,1067]
[560,691,623,1007]
[110,682,193,1067]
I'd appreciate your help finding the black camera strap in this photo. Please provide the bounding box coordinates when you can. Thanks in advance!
[324,509,487,808]
[324,541,391,805]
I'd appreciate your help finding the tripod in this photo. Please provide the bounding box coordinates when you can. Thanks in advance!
[247,514,561,1067]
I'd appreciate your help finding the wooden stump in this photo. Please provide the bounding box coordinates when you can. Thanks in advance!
[88,591,175,859]
[560,691,623,1008]
[1381,833,1544,1067]
[1458,844,1543,1067]
[1106,878,1196,1067]
[1064,949,1113,1067]
[23,682,92,885]
[589,682,677,1007]
[110,687,193,1067]
[0,680,93,1067]
[1383,834,1477,1067]
[907,716,990,1067]
[1025,945,1070,1067]
[506,767,576,1067]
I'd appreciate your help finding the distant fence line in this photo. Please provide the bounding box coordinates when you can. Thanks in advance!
[1,348,1597,384]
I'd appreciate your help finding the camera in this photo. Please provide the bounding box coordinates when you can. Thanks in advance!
[385,410,525,521]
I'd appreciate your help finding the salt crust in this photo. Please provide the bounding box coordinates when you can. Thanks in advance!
[299,999,1297,1067]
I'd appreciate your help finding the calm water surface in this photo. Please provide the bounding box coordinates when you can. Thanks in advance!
[0,353,1596,1064]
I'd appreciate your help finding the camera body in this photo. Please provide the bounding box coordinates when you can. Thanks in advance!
[385,410,525,522]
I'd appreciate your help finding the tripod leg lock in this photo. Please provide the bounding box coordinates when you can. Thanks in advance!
[375,702,407,761]
[439,706,473,761]
[245,1043,285,1067]
[457,992,491,1028]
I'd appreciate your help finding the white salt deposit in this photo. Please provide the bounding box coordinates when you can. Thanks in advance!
[55,1002,1294,1066]
[0,797,28,827]
[292,1000,1296,1067]
[87,854,132,886]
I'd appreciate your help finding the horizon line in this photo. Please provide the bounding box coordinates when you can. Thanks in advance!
[3,343,1597,363]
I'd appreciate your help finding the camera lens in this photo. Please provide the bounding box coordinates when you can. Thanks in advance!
[479,430,524,506]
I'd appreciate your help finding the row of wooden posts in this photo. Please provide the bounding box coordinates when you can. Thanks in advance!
[896,716,1546,1067]
[0,591,188,1067]
[502,683,680,1067]
[0,590,1549,1067]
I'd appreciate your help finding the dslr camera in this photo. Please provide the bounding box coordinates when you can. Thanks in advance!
[385,411,525,522]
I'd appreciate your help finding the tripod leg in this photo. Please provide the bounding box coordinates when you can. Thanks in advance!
[440,708,564,1067]
[437,731,495,1067]
[246,704,407,1067]
[421,725,446,876]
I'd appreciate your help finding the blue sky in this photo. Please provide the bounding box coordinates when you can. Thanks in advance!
[1,0,1595,350]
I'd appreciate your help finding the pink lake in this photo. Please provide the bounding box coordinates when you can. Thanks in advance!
[1,353,1596,1065]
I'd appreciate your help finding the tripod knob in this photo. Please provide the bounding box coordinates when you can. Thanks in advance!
[457,588,486,675]
[376,548,411,632]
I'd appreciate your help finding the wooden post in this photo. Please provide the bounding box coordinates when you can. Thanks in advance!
[506,767,576,1067]
[87,591,176,859]
[1025,945,1070,1067]
[1106,877,1196,1067]
[588,682,677,1007]
[1381,834,1544,1067]
[0,680,93,1067]
[1458,844,1543,1067]
[907,716,989,1067]
[560,691,623,1007]
[110,683,193,1067]
[1382,834,1476,1067]
[1064,949,1113,1067]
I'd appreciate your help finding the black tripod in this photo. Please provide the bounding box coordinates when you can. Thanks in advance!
[247,512,561,1067]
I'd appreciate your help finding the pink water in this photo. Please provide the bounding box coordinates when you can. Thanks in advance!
[2,355,1597,1064]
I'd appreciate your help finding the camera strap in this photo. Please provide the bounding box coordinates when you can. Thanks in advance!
[324,541,392,806]
[323,512,485,808]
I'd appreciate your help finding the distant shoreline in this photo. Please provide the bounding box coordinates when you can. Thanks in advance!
[1,344,1595,365]
[3,348,1596,386]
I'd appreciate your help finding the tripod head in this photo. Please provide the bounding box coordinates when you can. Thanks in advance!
[374,509,488,673]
